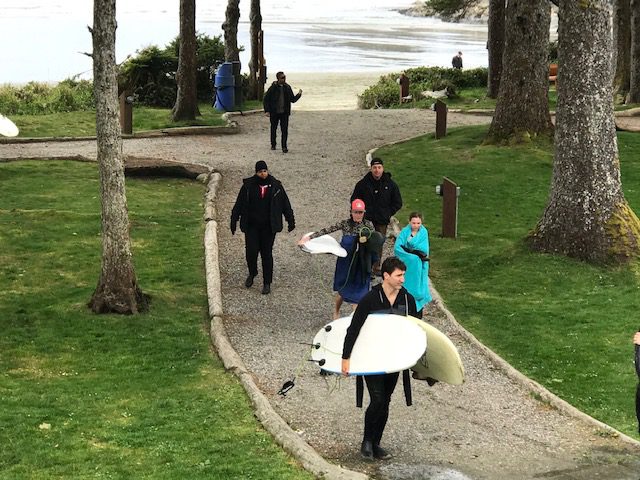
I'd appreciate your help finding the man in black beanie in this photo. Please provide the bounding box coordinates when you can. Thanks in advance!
[230,161,295,294]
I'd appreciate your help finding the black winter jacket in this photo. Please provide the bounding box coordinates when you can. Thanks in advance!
[263,82,301,116]
[351,172,402,226]
[230,174,295,233]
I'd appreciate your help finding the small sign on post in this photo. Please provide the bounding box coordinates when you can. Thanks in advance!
[436,177,460,238]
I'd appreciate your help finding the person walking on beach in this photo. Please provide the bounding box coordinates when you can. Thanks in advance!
[298,199,383,319]
[351,157,402,276]
[452,51,463,69]
[263,71,302,153]
[230,160,295,295]
[341,256,418,460]
[393,211,431,317]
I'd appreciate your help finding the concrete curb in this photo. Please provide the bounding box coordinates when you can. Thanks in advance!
[373,144,640,450]
[202,174,369,480]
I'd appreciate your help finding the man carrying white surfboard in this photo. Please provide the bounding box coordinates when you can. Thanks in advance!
[342,256,418,461]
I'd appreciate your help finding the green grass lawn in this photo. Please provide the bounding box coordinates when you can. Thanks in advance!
[0,160,312,479]
[377,126,640,438]
[10,100,262,138]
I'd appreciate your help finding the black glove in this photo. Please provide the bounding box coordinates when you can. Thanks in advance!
[230,220,237,235]
[287,222,295,233]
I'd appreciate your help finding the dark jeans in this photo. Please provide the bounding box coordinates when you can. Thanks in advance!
[363,372,399,445]
[245,225,276,284]
[270,112,289,149]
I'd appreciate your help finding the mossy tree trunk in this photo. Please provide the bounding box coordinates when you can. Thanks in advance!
[247,0,262,100]
[528,0,640,263]
[613,0,631,101]
[628,0,640,103]
[172,0,199,121]
[222,0,240,62]
[89,0,149,314]
[487,0,505,99]
[485,0,553,143]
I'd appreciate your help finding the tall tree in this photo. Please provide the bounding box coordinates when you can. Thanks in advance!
[248,0,262,100]
[529,0,640,263]
[629,0,640,103]
[172,0,199,121]
[613,0,631,101]
[89,0,148,313]
[486,0,553,142]
[487,0,505,98]
[222,0,240,61]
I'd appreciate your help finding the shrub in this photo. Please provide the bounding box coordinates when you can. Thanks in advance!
[358,66,487,109]
[118,33,227,107]
[0,79,94,115]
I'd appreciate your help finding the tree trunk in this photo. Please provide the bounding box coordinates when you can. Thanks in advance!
[485,0,553,142]
[528,0,640,263]
[248,0,262,100]
[172,0,200,121]
[89,0,149,314]
[222,0,240,62]
[628,0,640,103]
[613,0,631,101]
[487,0,505,99]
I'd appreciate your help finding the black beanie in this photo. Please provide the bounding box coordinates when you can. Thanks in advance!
[370,157,383,166]
[255,160,268,172]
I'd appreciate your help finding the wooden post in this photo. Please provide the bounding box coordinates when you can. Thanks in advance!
[441,177,459,238]
[435,99,447,139]
[119,89,132,135]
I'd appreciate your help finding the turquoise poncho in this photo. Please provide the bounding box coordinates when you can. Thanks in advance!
[393,224,431,311]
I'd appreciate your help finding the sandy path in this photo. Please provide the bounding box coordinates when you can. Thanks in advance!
[2,108,640,479]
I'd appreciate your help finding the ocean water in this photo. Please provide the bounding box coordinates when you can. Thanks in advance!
[0,0,488,84]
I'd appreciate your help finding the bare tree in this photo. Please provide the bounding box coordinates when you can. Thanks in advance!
[173,0,199,121]
[487,0,505,98]
[89,0,148,313]
[486,0,553,142]
[222,0,240,62]
[247,0,262,100]
[628,0,640,103]
[529,0,640,263]
[613,0,631,101]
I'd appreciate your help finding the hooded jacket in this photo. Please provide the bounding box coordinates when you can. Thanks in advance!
[230,174,295,233]
[351,171,402,225]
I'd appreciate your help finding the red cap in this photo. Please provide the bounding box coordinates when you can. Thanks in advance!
[351,199,365,211]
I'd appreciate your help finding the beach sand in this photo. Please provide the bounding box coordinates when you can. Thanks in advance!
[284,71,393,110]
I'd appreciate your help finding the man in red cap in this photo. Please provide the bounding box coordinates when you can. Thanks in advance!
[351,157,403,276]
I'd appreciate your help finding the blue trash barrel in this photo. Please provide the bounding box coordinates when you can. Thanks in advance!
[214,62,235,111]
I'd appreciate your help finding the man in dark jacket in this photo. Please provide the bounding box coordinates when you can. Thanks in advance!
[230,160,295,294]
[351,157,402,275]
[263,71,302,153]
[342,256,417,460]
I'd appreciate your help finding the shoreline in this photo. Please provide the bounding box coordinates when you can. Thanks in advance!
[283,71,392,111]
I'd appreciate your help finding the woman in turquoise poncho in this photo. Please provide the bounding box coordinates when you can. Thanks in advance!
[393,212,431,316]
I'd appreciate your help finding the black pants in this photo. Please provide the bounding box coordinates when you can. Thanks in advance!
[372,223,387,272]
[363,372,399,445]
[270,112,289,149]
[245,225,276,284]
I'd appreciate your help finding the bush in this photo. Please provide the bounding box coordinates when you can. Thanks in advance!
[118,33,226,107]
[0,79,94,115]
[358,66,487,109]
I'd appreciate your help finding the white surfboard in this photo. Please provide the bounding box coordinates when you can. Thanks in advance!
[0,114,19,137]
[311,314,427,376]
[300,231,347,257]
[409,317,465,385]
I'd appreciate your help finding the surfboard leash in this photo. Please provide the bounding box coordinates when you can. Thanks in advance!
[278,343,318,397]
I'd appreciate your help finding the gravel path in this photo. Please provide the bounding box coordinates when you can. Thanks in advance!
[3,109,640,479]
